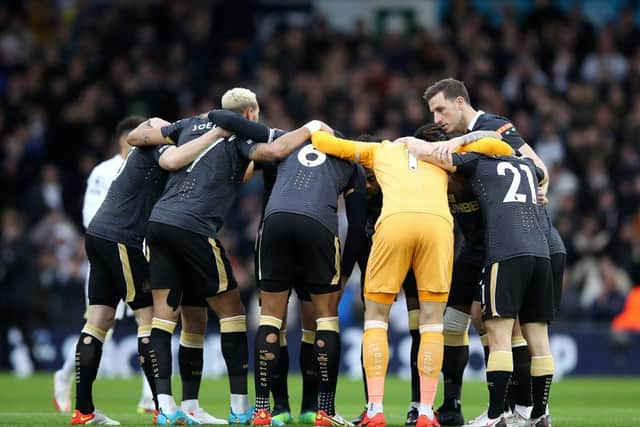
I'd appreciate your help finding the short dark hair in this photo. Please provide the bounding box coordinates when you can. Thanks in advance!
[413,123,448,142]
[423,78,470,104]
[115,115,146,139]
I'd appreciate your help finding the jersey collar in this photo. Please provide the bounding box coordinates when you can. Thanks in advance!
[467,110,485,131]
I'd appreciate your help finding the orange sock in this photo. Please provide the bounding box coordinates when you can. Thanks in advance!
[363,321,389,405]
[418,326,444,408]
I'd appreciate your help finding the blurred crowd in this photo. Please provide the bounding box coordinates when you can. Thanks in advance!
[1,0,640,347]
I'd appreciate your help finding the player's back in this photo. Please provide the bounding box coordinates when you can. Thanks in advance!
[265,140,356,236]
[453,153,549,264]
[88,146,168,247]
[373,141,451,225]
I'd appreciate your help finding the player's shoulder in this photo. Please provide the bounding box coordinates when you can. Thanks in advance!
[475,113,514,131]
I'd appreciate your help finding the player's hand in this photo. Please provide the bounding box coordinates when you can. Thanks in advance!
[403,138,432,159]
[537,186,549,205]
[393,136,414,144]
[431,139,459,164]
[318,121,334,135]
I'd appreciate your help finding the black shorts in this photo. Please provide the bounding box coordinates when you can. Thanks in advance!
[256,223,311,302]
[85,234,152,310]
[146,222,237,310]
[258,212,341,295]
[480,256,554,324]
[551,253,566,314]
[447,259,483,307]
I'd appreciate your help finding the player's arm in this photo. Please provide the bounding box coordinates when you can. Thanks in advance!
[157,127,230,171]
[493,119,550,194]
[208,109,274,142]
[406,130,502,163]
[402,139,457,172]
[520,143,549,191]
[245,121,333,163]
[310,130,378,169]
[340,165,368,285]
[127,117,173,146]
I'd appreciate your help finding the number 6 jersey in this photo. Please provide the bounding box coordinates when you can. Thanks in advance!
[264,140,364,236]
[451,152,550,265]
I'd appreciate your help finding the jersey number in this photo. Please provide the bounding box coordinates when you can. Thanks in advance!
[496,162,537,204]
[297,144,326,167]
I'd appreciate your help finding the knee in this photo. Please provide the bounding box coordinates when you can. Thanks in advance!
[443,307,471,333]
[181,308,207,334]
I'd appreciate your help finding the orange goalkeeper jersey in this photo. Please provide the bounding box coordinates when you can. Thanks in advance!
[310,132,513,228]
[311,132,450,227]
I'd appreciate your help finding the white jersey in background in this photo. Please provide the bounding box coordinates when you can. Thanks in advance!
[82,154,125,228]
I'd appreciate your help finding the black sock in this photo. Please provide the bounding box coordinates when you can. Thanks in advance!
[254,325,280,411]
[531,375,552,418]
[487,371,512,419]
[410,329,420,404]
[360,343,368,405]
[315,330,340,416]
[74,332,103,414]
[300,341,318,412]
[179,345,203,402]
[222,331,249,396]
[512,345,532,409]
[442,345,469,409]
[150,328,173,396]
[272,344,290,412]
[138,335,158,411]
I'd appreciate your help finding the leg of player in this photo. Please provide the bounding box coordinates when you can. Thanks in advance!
[150,290,199,425]
[360,298,392,427]
[401,270,421,426]
[178,306,227,425]
[272,314,293,425]
[71,305,120,425]
[405,295,420,426]
[133,306,157,416]
[206,288,252,425]
[437,305,471,426]
[246,289,289,426]
[507,321,532,427]
[466,317,514,427]
[310,290,350,427]
[414,299,447,427]
[298,300,319,424]
[520,322,554,427]
[470,301,489,367]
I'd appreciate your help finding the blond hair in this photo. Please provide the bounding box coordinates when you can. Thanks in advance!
[221,88,258,113]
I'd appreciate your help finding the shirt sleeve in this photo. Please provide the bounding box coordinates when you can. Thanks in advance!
[152,145,173,163]
[451,153,481,176]
[236,137,257,160]
[458,138,514,156]
[311,131,378,169]
[476,117,525,150]
[160,119,187,145]
[208,109,273,142]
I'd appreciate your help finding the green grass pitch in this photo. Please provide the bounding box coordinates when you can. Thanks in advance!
[0,374,639,426]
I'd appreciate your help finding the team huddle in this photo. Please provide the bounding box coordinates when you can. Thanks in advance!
[60,78,562,427]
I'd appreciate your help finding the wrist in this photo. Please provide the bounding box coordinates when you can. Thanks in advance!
[304,120,322,134]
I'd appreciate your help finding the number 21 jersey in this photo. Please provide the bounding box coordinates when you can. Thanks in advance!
[452,153,549,265]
